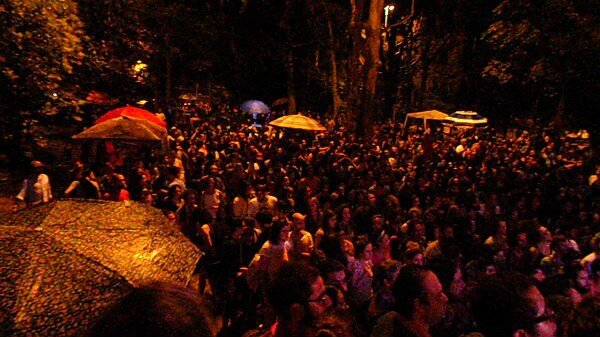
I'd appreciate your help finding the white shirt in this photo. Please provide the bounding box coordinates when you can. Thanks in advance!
[17,173,52,206]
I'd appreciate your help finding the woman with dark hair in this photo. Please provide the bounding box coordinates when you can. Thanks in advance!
[315,210,339,247]
[163,184,184,213]
[246,219,291,292]
[346,235,374,319]
[338,205,356,239]
[306,196,323,234]
[368,259,401,321]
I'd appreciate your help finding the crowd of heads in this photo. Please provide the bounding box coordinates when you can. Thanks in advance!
[72,104,599,337]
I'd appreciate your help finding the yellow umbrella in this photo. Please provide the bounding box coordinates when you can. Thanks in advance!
[269,114,326,131]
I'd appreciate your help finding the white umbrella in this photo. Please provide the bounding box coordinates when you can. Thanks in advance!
[443,111,488,127]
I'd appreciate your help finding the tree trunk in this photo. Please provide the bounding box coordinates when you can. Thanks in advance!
[164,33,173,102]
[286,48,297,115]
[283,0,297,115]
[418,55,431,109]
[322,1,342,119]
[365,0,384,97]
[347,0,384,136]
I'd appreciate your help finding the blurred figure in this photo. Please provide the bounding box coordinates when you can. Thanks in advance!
[85,282,216,337]
[469,272,556,337]
[368,259,401,321]
[263,262,332,337]
[371,265,448,337]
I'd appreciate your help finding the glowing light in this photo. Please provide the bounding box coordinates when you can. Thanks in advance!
[384,4,395,27]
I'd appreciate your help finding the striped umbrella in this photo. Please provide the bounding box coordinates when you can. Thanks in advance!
[443,111,488,127]
[269,114,326,131]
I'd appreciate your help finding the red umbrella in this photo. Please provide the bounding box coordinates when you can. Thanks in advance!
[96,106,167,128]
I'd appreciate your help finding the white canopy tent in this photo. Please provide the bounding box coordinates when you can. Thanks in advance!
[402,110,449,134]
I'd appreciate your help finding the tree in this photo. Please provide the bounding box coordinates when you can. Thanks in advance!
[0,0,88,163]
[346,0,385,135]
[482,0,599,123]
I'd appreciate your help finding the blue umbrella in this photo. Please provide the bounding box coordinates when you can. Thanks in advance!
[240,100,270,115]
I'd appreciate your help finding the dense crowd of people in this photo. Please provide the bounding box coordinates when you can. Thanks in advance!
[16,102,600,337]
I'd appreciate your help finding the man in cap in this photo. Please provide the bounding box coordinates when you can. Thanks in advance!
[16,160,53,208]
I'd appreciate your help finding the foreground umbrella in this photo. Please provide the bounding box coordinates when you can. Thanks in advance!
[240,100,270,114]
[72,116,167,142]
[269,114,326,131]
[96,106,167,128]
[0,200,202,337]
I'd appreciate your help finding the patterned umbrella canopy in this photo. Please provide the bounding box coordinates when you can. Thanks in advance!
[95,106,167,128]
[72,116,167,142]
[269,114,327,131]
[0,200,201,337]
[240,100,270,114]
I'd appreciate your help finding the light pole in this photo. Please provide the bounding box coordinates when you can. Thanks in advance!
[384,4,395,28]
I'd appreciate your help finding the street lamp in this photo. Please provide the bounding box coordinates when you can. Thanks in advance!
[384,4,395,28]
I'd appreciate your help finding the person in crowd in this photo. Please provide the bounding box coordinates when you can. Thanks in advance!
[64,168,101,199]
[468,272,556,337]
[370,215,391,266]
[200,177,226,221]
[320,259,349,305]
[246,219,291,292]
[232,184,252,220]
[540,234,580,278]
[315,210,339,247]
[401,245,423,269]
[347,236,375,319]
[368,259,401,321]
[232,217,263,266]
[424,224,458,262]
[484,219,509,253]
[263,262,332,337]
[15,160,52,208]
[338,205,356,239]
[248,183,278,218]
[166,165,186,192]
[371,265,448,337]
[581,232,600,274]
[288,212,314,261]
[427,257,468,337]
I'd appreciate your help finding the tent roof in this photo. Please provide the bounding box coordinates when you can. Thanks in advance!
[406,110,449,120]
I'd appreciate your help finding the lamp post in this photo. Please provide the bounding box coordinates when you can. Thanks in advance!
[384,4,395,28]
